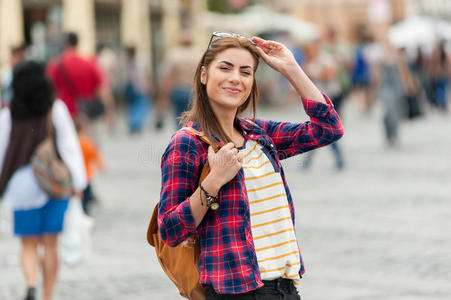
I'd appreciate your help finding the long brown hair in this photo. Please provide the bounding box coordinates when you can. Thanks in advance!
[180,36,260,149]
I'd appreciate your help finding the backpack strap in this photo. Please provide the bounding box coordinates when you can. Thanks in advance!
[45,107,54,137]
[181,126,220,152]
[147,127,218,247]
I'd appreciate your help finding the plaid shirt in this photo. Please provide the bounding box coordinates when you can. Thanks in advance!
[158,96,343,294]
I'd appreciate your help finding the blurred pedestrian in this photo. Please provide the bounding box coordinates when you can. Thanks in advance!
[157,30,200,129]
[1,44,26,108]
[46,32,113,137]
[123,46,152,134]
[157,32,343,299]
[429,40,449,111]
[378,42,405,147]
[0,61,86,300]
[398,48,422,119]
[93,44,119,131]
[412,46,433,108]
[350,25,373,113]
[75,116,104,216]
[302,38,345,170]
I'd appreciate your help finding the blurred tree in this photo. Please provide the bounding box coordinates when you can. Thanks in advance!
[208,0,228,13]
[208,0,255,14]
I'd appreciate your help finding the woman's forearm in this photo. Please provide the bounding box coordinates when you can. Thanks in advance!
[281,63,327,104]
[189,173,222,227]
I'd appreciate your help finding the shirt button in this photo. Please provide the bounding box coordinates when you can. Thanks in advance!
[270,144,274,147]
[250,134,254,138]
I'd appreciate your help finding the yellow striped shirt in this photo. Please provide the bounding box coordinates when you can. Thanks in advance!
[241,140,301,282]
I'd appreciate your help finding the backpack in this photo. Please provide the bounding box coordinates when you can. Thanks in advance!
[30,108,74,198]
[147,127,217,300]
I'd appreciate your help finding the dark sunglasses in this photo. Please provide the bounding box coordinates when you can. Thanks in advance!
[207,31,256,49]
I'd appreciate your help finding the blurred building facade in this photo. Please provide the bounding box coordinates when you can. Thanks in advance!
[0,0,207,78]
[290,0,451,42]
[290,0,405,42]
[1,0,450,73]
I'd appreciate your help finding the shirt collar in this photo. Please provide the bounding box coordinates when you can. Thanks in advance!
[185,118,262,138]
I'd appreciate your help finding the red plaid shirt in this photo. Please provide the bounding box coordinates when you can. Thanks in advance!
[158,96,343,294]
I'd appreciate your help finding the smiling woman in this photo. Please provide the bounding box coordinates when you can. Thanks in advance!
[200,48,255,128]
[156,32,344,300]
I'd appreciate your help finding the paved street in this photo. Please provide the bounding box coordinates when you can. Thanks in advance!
[1,99,450,300]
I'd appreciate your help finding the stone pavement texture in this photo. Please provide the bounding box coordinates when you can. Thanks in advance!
[1,100,450,300]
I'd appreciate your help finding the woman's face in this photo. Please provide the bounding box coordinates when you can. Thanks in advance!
[201,48,255,114]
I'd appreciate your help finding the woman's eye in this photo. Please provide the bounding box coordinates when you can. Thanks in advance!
[219,66,229,70]
[241,71,251,76]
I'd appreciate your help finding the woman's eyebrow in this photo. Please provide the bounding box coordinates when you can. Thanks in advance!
[218,60,253,70]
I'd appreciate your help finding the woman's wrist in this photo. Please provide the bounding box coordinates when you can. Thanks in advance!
[280,62,304,81]
[201,173,223,195]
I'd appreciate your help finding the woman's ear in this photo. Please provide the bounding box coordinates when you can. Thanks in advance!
[200,66,207,85]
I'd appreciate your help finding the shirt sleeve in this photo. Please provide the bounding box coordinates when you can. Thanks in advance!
[158,131,202,247]
[52,100,87,191]
[0,108,11,175]
[255,94,344,160]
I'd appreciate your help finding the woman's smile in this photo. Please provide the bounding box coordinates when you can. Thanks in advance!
[223,87,242,94]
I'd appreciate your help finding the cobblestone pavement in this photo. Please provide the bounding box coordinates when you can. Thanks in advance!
[1,100,450,300]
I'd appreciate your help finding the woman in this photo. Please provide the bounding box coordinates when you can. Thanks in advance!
[0,61,86,300]
[158,33,344,299]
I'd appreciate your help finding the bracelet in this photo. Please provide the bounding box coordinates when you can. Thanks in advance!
[199,182,219,200]
[199,188,204,206]
[199,182,220,210]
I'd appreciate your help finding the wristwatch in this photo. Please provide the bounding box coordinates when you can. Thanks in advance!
[199,182,219,210]
[206,196,219,210]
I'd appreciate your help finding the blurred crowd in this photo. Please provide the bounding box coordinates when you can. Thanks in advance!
[1,27,450,177]
[254,25,450,171]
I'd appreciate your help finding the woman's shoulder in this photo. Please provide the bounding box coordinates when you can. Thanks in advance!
[165,126,206,154]
[239,117,269,134]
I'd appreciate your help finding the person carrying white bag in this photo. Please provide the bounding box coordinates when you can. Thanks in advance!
[0,60,87,300]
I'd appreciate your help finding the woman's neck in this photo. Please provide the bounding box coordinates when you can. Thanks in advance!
[217,115,235,138]
[213,107,243,146]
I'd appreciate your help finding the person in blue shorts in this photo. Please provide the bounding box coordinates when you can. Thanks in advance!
[0,61,86,300]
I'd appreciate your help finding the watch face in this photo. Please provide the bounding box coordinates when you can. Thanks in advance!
[210,202,219,210]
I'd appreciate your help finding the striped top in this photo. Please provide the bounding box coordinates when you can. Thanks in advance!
[241,139,301,282]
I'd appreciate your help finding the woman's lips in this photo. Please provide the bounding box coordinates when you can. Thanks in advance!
[223,87,241,94]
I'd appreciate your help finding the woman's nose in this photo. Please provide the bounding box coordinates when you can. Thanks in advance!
[228,69,240,83]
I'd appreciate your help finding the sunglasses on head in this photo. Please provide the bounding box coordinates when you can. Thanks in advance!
[207,31,256,49]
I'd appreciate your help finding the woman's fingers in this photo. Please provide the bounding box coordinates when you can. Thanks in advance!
[252,36,265,47]
[222,142,235,151]
[236,151,244,162]
[209,143,243,184]
[252,36,282,54]
[254,45,267,57]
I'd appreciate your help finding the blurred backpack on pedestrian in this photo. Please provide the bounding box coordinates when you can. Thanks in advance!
[147,127,216,300]
[31,108,74,198]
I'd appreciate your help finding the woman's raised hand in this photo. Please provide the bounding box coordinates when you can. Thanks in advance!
[207,143,242,187]
[252,36,297,74]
